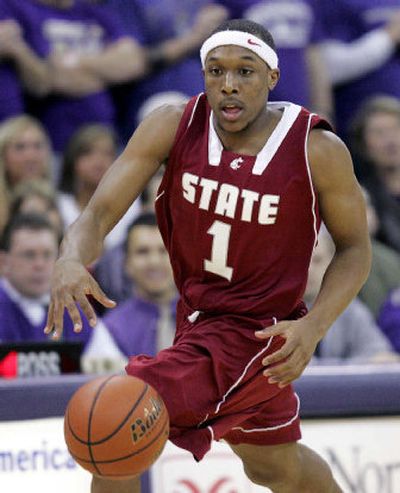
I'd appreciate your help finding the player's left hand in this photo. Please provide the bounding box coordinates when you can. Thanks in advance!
[255,320,320,388]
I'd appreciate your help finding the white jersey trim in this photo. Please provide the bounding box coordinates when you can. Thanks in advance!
[187,93,203,129]
[207,102,302,173]
[304,113,319,248]
[252,102,302,175]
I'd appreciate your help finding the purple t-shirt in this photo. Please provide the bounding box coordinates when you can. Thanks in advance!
[0,0,24,121]
[6,0,130,151]
[102,296,177,357]
[0,284,91,344]
[378,288,400,353]
[105,0,206,141]
[217,0,325,107]
[320,0,400,136]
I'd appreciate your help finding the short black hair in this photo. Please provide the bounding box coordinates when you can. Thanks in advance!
[1,213,57,252]
[124,212,159,253]
[212,19,276,52]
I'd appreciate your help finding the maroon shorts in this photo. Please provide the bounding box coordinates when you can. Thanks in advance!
[126,304,301,461]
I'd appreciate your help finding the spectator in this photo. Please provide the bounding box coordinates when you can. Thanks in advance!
[58,123,140,249]
[378,287,400,353]
[0,114,53,229]
[105,0,228,142]
[10,179,64,241]
[318,1,400,137]
[217,0,333,117]
[349,96,400,252]
[0,0,24,121]
[83,212,177,368]
[3,0,147,151]
[0,213,91,343]
[306,230,398,364]
[358,187,400,317]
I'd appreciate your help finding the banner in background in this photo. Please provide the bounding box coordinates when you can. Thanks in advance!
[1,417,399,492]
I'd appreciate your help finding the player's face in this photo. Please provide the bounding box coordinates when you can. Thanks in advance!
[204,45,279,133]
[3,229,58,299]
[126,226,175,301]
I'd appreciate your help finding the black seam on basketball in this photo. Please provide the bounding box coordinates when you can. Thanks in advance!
[70,414,169,465]
[87,376,116,476]
[67,379,149,445]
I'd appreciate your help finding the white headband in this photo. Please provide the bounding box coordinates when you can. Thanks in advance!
[200,30,279,70]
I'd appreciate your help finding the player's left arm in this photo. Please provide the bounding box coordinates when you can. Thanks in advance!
[256,129,372,387]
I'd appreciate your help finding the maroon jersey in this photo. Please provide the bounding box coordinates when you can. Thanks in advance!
[155,93,331,321]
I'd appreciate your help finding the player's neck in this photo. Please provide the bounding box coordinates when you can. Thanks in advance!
[215,108,282,156]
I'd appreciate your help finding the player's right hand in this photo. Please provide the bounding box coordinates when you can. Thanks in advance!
[44,258,116,340]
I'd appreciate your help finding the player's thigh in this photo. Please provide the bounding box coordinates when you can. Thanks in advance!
[229,441,302,485]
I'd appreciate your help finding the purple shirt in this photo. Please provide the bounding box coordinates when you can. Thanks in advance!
[6,0,130,150]
[319,0,400,136]
[105,0,206,141]
[378,288,400,353]
[0,284,91,344]
[217,0,325,107]
[102,296,177,357]
[0,0,24,120]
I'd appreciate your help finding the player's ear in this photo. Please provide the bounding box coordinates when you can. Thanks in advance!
[267,68,280,91]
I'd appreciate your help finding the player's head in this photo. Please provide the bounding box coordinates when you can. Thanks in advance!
[200,19,279,133]
[124,213,175,302]
[1,213,59,299]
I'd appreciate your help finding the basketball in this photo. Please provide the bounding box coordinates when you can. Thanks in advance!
[64,374,169,479]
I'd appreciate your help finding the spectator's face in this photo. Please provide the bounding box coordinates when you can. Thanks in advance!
[125,226,174,301]
[3,229,58,298]
[75,136,115,189]
[4,127,50,187]
[364,112,400,170]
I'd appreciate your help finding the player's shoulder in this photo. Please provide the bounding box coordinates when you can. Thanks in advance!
[308,128,352,168]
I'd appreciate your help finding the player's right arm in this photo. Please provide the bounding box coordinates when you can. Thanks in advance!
[45,104,184,339]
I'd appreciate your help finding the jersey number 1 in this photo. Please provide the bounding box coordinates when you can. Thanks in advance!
[204,220,233,281]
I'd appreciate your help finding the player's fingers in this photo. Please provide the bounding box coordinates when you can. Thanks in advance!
[44,303,55,334]
[255,322,289,339]
[75,293,97,327]
[262,339,296,366]
[64,296,84,332]
[51,300,66,340]
[264,351,302,384]
[88,280,116,309]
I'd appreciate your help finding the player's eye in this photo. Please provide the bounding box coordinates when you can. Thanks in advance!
[208,67,222,76]
[239,68,253,76]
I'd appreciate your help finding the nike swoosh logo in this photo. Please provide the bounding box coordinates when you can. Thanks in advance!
[248,38,261,46]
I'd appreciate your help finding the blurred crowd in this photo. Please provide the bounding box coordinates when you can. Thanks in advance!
[0,0,400,373]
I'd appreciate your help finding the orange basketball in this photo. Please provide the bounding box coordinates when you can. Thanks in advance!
[64,375,169,479]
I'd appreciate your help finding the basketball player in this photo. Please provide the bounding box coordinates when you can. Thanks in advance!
[45,19,371,493]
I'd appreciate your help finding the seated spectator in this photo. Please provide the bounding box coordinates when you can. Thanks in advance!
[318,1,400,137]
[218,0,332,118]
[0,114,54,231]
[306,229,398,364]
[83,212,177,371]
[0,213,91,344]
[3,0,147,151]
[105,0,228,141]
[377,288,400,353]
[10,179,64,241]
[0,0,24,120]
[58,123,140,249]
[349,96,400,252]
[358,187,400,317]
[94,168,165,303]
